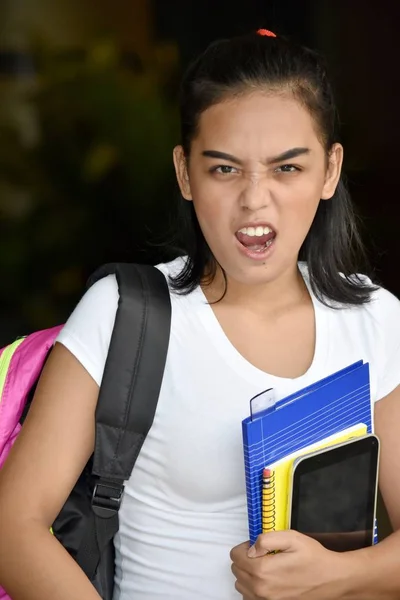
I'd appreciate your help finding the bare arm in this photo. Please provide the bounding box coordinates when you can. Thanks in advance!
[340,387,400,599]
[0,343,102,600]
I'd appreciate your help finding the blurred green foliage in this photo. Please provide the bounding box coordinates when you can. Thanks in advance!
[0,37,179,338]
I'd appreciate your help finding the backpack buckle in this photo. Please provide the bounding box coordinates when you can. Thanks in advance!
[92,479,124,518]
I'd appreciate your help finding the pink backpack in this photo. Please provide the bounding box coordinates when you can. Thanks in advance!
[0,263,171,600]
[0,326,62,472]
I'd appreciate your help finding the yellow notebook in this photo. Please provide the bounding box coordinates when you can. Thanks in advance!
[262,423,368,533]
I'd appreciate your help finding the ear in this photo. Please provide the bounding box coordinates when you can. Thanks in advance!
[173,145,192,201]
[321,143,344,200]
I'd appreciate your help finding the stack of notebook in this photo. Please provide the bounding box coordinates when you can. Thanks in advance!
[242,361,374,545]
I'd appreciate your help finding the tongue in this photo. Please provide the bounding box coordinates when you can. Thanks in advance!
[236,231,275,248]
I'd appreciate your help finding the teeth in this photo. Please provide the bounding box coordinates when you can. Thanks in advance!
[255,226,264,236]
[238,226,273,237]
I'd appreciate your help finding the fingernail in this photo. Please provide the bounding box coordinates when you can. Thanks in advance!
[247,545,256,557]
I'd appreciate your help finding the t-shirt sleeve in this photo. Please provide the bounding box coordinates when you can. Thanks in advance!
[56,275,119,386]
[374,286,400,401]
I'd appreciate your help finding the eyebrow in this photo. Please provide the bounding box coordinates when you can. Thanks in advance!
[202,150,243,164]
[268,147,310,164]
[202,147,310,165]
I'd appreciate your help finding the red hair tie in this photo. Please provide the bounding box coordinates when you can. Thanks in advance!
[257,29,277,38]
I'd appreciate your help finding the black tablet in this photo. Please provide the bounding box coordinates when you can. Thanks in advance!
[288,435,380,552]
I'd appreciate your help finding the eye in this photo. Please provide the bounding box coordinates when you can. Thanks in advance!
[211,165,239,175]
[275,164,300,173]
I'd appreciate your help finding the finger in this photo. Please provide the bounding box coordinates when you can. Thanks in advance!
[231,555,267,588]
[230,541,251,562]
[248,530,302,557]
[234,576,255,600]
[231,562,256,588]
[231,562,250,581]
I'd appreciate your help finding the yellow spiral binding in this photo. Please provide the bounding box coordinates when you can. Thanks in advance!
[262,468,276,533]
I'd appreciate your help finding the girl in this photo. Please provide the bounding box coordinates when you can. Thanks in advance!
[1,30,400,600]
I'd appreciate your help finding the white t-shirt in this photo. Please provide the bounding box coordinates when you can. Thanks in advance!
[57,257,400,600]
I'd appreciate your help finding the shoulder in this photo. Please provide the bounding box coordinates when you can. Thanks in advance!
[62,273,121,341]
[367,283,400,318]
[154,255,187,283]
[299,261,400,319]
[56,274,119,385]
[77,272,120,313]
[62,255,187,334]
[354,281,400,347]
[364,284,400,401]
[303,261,400,401]
[56,258,187,385]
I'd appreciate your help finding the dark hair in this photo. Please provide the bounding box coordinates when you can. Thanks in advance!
[170,32,376,306]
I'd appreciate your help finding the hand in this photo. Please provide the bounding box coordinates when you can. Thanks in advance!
[230,530,352,600]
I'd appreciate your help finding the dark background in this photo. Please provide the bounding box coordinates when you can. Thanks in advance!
[0,0,397,536]
[1,0,400,342]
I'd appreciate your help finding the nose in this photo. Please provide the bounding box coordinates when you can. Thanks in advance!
[239,175,270,212]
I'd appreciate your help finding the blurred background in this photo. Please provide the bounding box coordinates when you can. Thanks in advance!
[0,0,397,536]
[1,0,399,341]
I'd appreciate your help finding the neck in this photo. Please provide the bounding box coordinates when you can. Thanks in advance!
[202,262,308,315]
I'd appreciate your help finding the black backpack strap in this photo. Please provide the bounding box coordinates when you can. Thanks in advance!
[76,263,171,580]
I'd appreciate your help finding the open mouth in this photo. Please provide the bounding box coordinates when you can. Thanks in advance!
[235,225,276,254]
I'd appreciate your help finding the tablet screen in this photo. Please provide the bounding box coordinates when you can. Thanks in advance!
[290,435,379,551]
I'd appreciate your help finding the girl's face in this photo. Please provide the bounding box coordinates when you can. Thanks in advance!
[174,92,343,288]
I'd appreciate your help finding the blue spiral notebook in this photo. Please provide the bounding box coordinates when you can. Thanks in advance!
[242,360,373,545]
